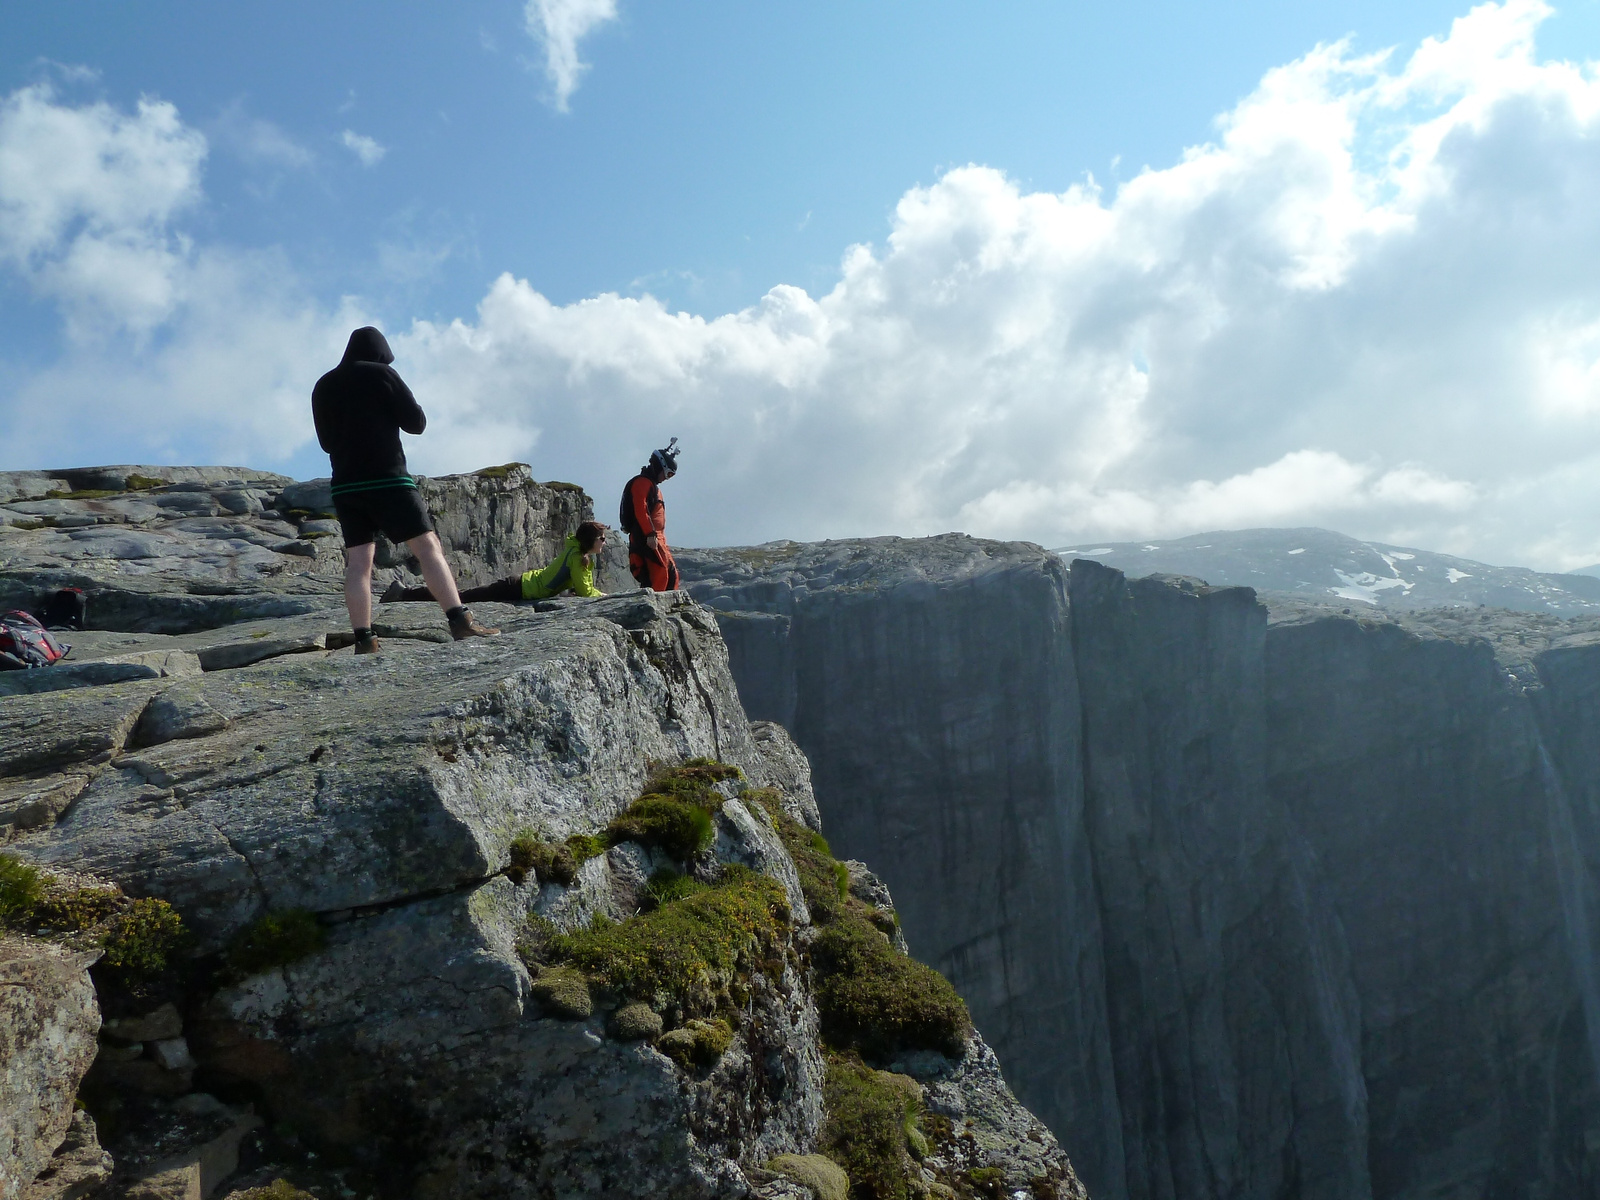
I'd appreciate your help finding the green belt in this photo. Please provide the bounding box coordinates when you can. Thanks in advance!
[330,476,417,497]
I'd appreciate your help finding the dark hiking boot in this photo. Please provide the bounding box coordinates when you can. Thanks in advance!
[449,608,500,640]
[354,630,381,655]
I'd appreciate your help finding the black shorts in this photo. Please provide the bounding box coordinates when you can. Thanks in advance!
[333,485,434,547]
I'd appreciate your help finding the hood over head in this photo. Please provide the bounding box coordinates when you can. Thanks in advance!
[341,326,395,365]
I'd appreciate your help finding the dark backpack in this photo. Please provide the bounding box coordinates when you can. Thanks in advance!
[39,587,86,631]
[0,611,69,670]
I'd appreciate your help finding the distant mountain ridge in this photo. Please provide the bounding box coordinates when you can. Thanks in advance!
[1054,527,1600,613]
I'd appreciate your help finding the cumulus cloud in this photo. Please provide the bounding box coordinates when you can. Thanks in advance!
[10,1,1600,571]
[0,82,205,334]
[524,0,619,111]
[339,129,386,167]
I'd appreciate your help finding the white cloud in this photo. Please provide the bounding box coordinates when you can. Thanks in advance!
[12,2,1600,573]
[339,129,386,167]
[524,0,619,111]
[0,82,205,334]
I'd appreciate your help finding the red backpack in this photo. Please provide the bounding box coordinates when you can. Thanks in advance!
[0,611,69,670]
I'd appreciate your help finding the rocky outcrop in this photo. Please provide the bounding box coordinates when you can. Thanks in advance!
[2,561,1075,1196]
[680,537,1600,1200]
[0,463,600,634]
[1,938,103,1197]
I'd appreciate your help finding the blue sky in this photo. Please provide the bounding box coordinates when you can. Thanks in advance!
[6,2,1600,567]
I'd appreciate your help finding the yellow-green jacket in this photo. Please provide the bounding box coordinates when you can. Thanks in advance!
[520,535,605,601]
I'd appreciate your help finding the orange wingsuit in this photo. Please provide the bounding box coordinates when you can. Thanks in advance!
[621,472,680,591]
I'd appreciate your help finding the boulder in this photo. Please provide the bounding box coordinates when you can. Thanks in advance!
[0,938,102,1198]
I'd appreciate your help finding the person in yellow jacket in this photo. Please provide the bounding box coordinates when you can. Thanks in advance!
[383,521,609,605]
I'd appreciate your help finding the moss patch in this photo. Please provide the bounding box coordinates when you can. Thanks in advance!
[813,918,969,1059]
[507,831,608,887]
[473,463,529,479]
[530,865,789,1020]
[43,488,122,500]
[821,1054,925,1200]
[225,909,326,979]
[531,966,593,1018]
[123,474,166,492]
[766,809,971,1060]
[766,1155,850,1200]
[0,854,44,926]
[658,1017,733,1068]
[607,795,714,860]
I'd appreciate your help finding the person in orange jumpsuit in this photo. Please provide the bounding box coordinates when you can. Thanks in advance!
[619,439,680,591]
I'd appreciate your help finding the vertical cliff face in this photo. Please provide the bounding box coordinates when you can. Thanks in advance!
[680,538,1125,1194]
[680,539,1600,1200]
[1069,564,1368,1200]
[1266,606,1600,1199]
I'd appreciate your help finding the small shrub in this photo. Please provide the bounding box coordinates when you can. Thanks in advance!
[100,899,187,978]
[225,909,326,979]
[0,854,44,927]
[34,885,121,933]
[821,1054,923,1200]
[606,795,714,861]
[643,869,707,910]
[541,866,789,1018]
[813,917,970,1059]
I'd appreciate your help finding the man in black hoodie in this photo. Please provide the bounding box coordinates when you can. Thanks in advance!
[312,326,498,653]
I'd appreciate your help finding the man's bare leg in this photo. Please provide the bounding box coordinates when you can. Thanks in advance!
[407,531,500,638]
[344,541,377,630]
[406,532,462,611]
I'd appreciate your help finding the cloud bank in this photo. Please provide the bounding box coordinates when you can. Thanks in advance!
[6,1,1600,571]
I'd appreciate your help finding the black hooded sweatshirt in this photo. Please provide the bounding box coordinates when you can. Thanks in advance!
[312,327,427,492]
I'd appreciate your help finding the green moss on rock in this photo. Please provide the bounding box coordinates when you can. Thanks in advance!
[643,869,707,910]
[606,794,715,860]
[225,909,326,979]
[537,865,789,1018]
[821,1054,924,1200]
[473,463,530,479]
[766,1154,850,1200]
[658,1016,734,1068]
[813,916,970,1059]
[531,966,593,1019]
[610,1002,664,1040]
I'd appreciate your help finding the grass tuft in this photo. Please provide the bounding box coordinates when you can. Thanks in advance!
[643,869,708,910]
[0,854,44,926]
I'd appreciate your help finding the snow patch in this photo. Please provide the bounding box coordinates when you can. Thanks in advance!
[1329,569,1412,605]
[1447,568,1473,583]
[1288,548,1306,555]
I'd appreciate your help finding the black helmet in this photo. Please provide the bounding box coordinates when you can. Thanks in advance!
[650,437,680,476]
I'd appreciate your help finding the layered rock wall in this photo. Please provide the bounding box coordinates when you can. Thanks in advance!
[680,538,1600,1200]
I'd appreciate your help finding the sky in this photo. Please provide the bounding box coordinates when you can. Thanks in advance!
[5,1,1600,569]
